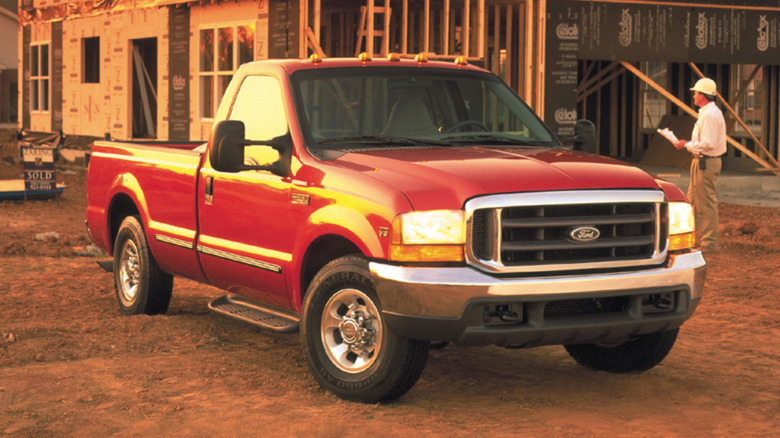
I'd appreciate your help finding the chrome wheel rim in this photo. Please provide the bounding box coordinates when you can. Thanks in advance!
[118,239,141,303]
[321,288,382,373]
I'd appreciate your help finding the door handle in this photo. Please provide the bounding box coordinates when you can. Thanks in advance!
[205,176,214,205]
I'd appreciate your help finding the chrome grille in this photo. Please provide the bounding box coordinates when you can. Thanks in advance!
[466,190,668,274]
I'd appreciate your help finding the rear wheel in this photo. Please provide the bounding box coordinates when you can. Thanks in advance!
[301,255,429,403]
[113,216,173,315]
[564,329,679,373]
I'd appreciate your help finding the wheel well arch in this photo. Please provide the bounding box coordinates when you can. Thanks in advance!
[108,193,140,251]
[300,234,362,300]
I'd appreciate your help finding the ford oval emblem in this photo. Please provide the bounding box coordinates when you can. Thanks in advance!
[569,226,600,243]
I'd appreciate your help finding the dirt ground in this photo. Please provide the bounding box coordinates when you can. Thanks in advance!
[1,129,779,437]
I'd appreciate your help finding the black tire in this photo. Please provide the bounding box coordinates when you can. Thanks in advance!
[564,328,679,373]
[113,215,173,315]
[301,255,429,403]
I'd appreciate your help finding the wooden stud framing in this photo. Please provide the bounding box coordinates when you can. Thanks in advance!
[535,0,546,114]
[689,62,780,169]
[621,61,779,174]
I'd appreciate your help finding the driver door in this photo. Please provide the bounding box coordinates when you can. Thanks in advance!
[197,75,293,308]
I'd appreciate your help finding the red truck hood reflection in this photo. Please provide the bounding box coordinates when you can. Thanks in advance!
[332,146,662,210]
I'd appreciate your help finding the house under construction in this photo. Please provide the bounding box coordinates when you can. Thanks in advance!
[16,0,780,173]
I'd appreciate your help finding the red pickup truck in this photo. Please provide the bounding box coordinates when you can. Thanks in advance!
[86,55,706,403]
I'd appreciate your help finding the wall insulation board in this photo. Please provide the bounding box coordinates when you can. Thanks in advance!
[61,8,170,140]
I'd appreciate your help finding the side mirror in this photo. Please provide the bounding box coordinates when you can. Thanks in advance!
[558,119,598,154]
[209,120,245,172]
[209,120,292,177]
[571,119,598,154]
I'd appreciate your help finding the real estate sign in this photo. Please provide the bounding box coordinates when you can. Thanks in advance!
[21,146,56,192]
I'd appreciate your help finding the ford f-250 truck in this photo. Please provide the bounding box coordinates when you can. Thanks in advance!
[86,54,706,403]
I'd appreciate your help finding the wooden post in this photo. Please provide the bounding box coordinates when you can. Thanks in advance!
[477,0,484,59]
[505,4,512,89]
[492,5,500,76]
[367,0,374,55]
[443,0,450,55]
[314,0,321,46]
[383,3,391,56]
[422,0,429,53]
[535,0,546,114]
[402,0,408,54]
[463,0,470,57]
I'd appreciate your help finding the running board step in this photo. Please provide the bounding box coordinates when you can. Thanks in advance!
[208,295,299,333]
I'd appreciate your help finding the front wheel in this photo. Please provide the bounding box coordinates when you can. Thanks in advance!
[564,329,679,373]
[301,255,429,403]
[113,215,173,315]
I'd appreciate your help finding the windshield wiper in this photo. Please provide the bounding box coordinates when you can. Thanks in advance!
[318,135,446,146]
[440,134,518,143]
[440,134,551,146]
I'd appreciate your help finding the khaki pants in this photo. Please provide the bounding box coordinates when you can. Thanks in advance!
[687,156,721,250]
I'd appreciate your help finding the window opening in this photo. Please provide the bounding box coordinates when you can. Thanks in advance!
[131,38,157,139]
[640,62,667,129]
[731,64,763,138]
[30,43,50,112]
[83,37,100,84]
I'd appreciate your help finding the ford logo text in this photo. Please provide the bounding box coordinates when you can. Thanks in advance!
[569,226,600,243]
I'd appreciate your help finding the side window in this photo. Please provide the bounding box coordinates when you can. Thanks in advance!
[229,75,287,140]
[229,76,287,166]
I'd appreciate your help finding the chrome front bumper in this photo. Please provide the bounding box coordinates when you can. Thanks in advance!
[369,252,706,345]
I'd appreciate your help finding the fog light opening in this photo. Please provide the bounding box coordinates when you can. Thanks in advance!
[642,292,676,314]
[483,303,524,326]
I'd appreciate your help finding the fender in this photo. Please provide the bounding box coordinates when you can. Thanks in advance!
[286,204,395,311]
[656,179,687,202]
[106,172,151,254]
[307,204,388,256]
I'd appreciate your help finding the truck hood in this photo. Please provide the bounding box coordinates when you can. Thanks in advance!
[331,146,663,210]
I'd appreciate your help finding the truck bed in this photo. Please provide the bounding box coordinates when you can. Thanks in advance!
[86,140,206,280]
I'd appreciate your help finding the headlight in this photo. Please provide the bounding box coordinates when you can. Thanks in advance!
[668,202,695,251]
[389,210,465,262]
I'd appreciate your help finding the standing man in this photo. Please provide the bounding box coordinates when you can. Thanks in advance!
[674,77,727,253]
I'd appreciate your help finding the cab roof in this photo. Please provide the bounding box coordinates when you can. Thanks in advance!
[238,54,488,76]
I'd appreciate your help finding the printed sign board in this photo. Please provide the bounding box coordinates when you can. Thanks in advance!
[544,1,780,137]
[168,5,190,141]
[545,2,580,137]
[575,2,780,64]
[21,146,56,192]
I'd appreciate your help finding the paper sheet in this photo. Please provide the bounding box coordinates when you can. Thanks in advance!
[656,128,679,144]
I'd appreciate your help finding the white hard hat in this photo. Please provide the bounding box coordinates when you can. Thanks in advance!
[691,78,717,96]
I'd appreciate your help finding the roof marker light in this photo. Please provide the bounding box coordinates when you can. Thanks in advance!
[387,52,401,62]
[454,56,468,66]
[358,52,372,62]
[414,53,428,63]
[309,53,322,64]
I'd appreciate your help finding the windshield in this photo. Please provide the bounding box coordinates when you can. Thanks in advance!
[291,67,558,151]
